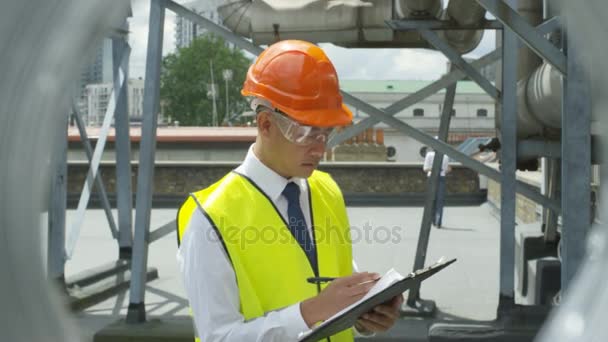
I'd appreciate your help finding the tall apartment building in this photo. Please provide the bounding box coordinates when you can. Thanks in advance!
[76,39,114,114]
[175,0,224,49]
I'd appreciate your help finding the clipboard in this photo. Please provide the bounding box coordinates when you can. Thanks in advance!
[298,258,457,342]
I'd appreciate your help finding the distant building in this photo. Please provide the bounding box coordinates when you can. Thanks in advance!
[86,83,111,126]
[340,80,496,162]
[75,38,115,116]
[175,0,225,50]
[75,18,131,118]
[85,79,146,126]
[127,78,145,120]
[80,38,114,93]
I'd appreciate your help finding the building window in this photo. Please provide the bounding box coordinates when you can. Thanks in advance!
[451,109,456,117]
[477,108,488,117]
[413,108,424,117]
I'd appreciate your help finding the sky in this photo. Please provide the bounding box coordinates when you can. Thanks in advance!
[127,0,496,81]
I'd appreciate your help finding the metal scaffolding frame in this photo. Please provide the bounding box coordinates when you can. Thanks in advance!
[46,9,161,310]
[498,1,519,303]
[44,0,583,325]
[407,67,457,312]
[126,0,166,323]
[560,19,591,292]
[112,23,135,259]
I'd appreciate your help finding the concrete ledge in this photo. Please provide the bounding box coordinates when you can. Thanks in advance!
[94,317,194,342]
[92,316,431,342]
[429,323,538,342]
[67,162,482,208]
[514,225,557,299]
[90,310,548,342]
[525,257,560,306]
[70,191,488,209]
[344,191,488,207]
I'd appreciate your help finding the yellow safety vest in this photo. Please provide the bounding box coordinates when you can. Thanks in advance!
[177,170,354,342]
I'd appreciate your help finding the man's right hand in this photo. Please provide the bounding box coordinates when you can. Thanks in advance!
[300,272,380,328]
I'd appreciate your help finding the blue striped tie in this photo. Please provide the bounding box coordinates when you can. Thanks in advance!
[282,182,318,274]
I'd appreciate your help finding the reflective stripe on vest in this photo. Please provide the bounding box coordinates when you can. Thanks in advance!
[177,170,354,342]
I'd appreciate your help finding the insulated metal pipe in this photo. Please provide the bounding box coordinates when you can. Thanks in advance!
[219,0,486,52]
[440,0,486,53]
[397,0,443,18]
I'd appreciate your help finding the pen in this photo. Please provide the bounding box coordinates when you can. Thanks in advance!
[306,277,380,285]
[306,277,337,284]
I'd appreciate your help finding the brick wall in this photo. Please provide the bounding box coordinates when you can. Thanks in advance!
[67,162,482,207]
[487,178,541,224]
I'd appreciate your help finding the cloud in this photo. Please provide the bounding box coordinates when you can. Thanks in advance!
[320,29,495,80]
[320,44,447,80]
[391,49,449,80]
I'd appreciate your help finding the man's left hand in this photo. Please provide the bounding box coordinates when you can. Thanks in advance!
[355,294,403,333]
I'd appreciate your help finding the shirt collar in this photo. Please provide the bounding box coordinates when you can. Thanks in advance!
[237,144,307,202]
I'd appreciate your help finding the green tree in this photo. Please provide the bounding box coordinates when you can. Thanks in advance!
[161,34,251,126]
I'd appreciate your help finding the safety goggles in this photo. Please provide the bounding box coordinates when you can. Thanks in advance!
[257,106,336,146]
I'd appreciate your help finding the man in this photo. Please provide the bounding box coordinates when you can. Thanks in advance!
[423,145,451,228]
[177,40,402,342]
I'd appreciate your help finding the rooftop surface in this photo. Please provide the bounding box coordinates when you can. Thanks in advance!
[68,204,502,341]
[67,126,259,143]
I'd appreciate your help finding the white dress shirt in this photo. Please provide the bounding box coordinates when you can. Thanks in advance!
[177,144,365,342]
[423,151,450,177]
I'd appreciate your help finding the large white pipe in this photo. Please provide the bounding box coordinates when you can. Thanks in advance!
[397,0,443,18]
[515,0,562,138]
[497,0,558,139]
[525,63,562,130]
[514,63,562,139]
[219,0,486,53]
[441,0,486,54]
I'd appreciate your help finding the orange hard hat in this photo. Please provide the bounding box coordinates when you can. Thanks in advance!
[241,40,352,127]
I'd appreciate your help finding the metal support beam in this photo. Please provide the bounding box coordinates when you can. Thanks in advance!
[330,49,502,148]
[165,0,263,56]
[498,2,518,302]
[127,0,165,324]
[518,139,561,159]
[418,29,500,100]
[66,68,123,258]
[48,112,69,283]
[149,220,176,244]
[339,90,560,214]
[533,16,561,39]
[70,104,119,240]
[161,4,559,214]
[408,72,456,308]
[112,24,133,260]
[332,18,558,149]
[476,0,567,74]
[543,158,560,243]
[561,26,591,292]
[386,19,503,31]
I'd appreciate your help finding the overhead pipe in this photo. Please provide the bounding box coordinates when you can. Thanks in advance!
[440,0,486,54]
[515,0,562,139]
[218,0,487,53]
[496,0,564,140]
